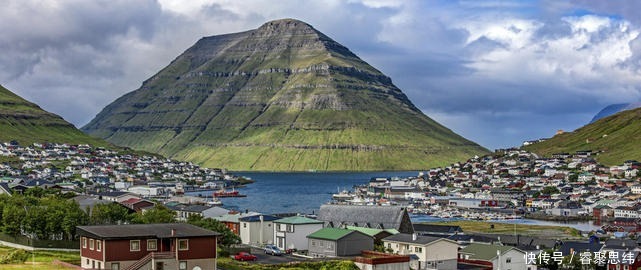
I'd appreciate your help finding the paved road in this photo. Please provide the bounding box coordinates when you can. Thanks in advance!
[246,247,309,264]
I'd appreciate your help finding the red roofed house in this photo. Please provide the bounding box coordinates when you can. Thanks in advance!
[120,198,156,213]
[77,223,220,270]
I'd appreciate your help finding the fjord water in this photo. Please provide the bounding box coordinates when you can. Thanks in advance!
[186,171,599,231]
[189,171,418,214]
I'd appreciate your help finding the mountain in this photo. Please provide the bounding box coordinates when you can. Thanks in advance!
[0,84,106,145]
[83,19,488,171]
[524,107,641,165]
[590,102,641,123]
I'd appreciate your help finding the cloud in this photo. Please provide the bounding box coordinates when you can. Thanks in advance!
[1,0,640,150]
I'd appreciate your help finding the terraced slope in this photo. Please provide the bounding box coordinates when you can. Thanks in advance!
[0,84,106,146]
[83,19,488,171]
[525,107,641,165]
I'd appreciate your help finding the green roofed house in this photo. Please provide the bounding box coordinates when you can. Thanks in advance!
[459,243,527,270]
[346,226,398,243]
[307,228,373,258]
[274,216,323,251]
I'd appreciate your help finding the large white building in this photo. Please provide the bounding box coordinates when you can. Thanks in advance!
[239,215,279,246]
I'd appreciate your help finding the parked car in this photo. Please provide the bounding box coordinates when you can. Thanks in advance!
[232,252,257,261]
[264,244,283,256]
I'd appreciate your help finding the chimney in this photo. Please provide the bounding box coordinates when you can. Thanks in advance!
[412,233,417,241]
[171,229,176,237]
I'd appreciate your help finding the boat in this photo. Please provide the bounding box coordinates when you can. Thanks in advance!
[332,189,355,201]
[213,187,247,198]
[207,197,223,206]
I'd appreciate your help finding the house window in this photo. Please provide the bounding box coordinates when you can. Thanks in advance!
[414,247,422,252]
[89,239,94,250]
[130,240,140,251]
[97,240,102,251]
[147,239,157,251]
[243,223,247,228]
[320,241,324,247]
[82,237,87,248]
[327,243,334,250]
[111,263,120,270]
[98,262,101,269]
[387,243,391,248]
[179,262,187,270]
[178,239,189,251]
[287,224,294,232]
[506,257,511,263]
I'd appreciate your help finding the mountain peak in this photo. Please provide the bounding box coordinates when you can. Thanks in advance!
[83,20,487,171]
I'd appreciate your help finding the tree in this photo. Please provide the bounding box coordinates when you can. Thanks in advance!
[2,204,25,235]
[541,186,560,195]
[132,205,175,224]
[90,203,132,225]
[187,215,240,247]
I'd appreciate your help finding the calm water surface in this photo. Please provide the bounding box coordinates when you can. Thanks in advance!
[186,172,600,231]
[187,171,418,214]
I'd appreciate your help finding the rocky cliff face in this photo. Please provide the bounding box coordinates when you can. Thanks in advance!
[0,84,106,145]
[83,19,488,171]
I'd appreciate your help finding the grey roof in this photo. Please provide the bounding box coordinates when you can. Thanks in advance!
[239,215,280,222]
[604,239,638,250]
[317,204,413,233]
[383,233,449,245]
[558,241,603,254]
[202,206,230,218]
[72,195,111,211]
[0,183,12,195]
[77,223,220,239]
[413,224,462,234]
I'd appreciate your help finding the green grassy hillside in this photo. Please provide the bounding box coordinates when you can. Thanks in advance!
[524,107,641,165]
[0,84,107,146]
[83,19,488,171]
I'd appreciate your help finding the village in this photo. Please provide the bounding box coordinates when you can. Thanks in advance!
[2,141,641,269]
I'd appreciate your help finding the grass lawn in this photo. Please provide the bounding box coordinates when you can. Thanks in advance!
[432,220,582,239]
[0,246,80,269]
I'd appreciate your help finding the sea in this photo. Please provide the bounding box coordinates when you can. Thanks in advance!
[185,171,601,231]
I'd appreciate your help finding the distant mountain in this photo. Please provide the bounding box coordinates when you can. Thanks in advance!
[524,107,641,165]
[590,103,641,123]
[82,18,488,171]
[0,84,106,146]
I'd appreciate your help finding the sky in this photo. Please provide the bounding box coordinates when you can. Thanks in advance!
[2,0,641,150]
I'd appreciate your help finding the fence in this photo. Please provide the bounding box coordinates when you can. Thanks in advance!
[0,232,78,249]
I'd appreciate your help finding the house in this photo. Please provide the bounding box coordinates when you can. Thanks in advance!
[201,206,230,219]
[120,198,155,213]
[413,224,463,236]
[167,204,213,221]
[382,233,458,270]
[317,205,414,233]
[96,191,139,203]
[239,215,279,246]
[307,228,373,257]
[346,226,398,243]
[273,216,324,251]
[77,223,220,270]
[211,211,260,235]
[0,182,12,196]
[353,251,410,270]
[607,250,641,270]
[459,243,527,270]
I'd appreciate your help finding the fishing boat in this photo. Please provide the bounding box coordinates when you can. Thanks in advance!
[213,187,247,198]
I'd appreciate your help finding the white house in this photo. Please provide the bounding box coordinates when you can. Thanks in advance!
[382,233,459,270]
[273,216,324,251]
[239,215,279,246]
[459,243,529,270]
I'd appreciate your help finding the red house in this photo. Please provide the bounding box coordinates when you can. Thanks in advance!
[77,223,219,270]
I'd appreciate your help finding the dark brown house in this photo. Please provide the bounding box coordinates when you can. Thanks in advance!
[77,223,220,270]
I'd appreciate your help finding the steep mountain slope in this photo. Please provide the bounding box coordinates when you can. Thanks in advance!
[525,107,641,165]
[83,19,488,171]
[0,84,106,145]
[590,103,641,123]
